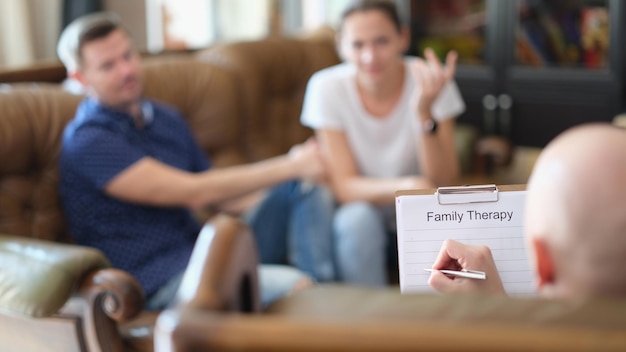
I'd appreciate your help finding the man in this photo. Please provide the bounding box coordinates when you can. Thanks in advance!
[428,123,626,298]
[56,12,335,310]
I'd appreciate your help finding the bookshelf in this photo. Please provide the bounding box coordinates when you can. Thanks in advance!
[407,0,625,147]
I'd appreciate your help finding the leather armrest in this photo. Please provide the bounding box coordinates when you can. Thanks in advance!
[156,286,626,352]
[0,235,111,317]
[155,306,626,352]
[72,268,145,323]
[172,214,261,313]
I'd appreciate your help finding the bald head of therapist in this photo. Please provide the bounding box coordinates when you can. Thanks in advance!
[525,123,626,298]
[429,123,626,299]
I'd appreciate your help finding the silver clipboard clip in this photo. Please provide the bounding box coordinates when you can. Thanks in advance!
[436,184,499,205]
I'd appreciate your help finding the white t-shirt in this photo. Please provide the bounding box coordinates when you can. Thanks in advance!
[301,57,466,178]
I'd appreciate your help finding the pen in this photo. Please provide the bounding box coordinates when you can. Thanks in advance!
[424,268,487,280]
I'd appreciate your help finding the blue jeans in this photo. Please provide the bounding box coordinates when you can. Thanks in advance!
[244,181,336,282]
[333,202,396,286]
[146,264,310,310]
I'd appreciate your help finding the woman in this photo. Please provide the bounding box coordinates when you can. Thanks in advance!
[300,0,465,286]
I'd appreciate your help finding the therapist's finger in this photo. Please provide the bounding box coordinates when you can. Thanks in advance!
[428,268,453,292]
[431,239,465,270]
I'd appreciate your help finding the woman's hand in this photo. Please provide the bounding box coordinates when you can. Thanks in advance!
[288,138,328,183]
[410,48,458,117]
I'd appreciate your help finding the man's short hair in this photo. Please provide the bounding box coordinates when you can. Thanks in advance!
[57,12,122,73]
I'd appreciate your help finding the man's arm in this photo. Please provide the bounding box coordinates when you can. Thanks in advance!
[104,140,324,210]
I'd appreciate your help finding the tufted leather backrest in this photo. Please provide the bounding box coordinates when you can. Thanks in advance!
[0,84,82,242]
[195,36,341,162]
[0,58,244,243]
[142,58,246,167]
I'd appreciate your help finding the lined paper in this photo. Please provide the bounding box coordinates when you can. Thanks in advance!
[395,189,534,296]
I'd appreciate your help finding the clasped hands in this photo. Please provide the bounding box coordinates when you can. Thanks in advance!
[288,137,328,184]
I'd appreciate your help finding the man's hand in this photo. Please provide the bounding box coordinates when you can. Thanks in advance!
[410,48,457,116]
[428,239,506,295]
[288,138,327,182]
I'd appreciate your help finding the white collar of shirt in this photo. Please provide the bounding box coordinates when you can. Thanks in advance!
[141,100,154,126]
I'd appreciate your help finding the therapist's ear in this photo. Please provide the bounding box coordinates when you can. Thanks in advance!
[530,237,555,290]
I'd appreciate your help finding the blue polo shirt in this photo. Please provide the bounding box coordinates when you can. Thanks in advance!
[59,98,210,298]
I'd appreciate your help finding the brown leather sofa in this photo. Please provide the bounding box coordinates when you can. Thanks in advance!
[0,62,241,352]
[195,33,341,162]
[0,33,342,352]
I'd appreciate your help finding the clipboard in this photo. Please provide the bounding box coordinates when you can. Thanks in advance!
[395,184,534,296]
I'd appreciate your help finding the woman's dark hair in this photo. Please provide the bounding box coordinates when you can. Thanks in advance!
[339,0,403,32]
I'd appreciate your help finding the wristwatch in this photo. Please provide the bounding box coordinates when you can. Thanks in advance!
[422,118,438,135]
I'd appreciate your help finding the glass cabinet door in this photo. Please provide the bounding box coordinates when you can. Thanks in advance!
[409,0,489,66]
[407,0,623,147]
[516,0,610,69]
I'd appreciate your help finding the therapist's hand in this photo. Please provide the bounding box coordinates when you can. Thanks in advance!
[428,239,506,295]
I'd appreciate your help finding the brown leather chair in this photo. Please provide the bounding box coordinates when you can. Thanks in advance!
[155,220,626,352]
[155,307,626,352]
[0,57,247,352]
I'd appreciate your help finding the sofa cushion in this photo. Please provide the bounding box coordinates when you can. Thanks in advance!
[0,235,110,317]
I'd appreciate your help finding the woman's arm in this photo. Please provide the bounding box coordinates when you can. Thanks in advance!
[416,116,460,186]
[317,129,432,206]
[411,49,462,186]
